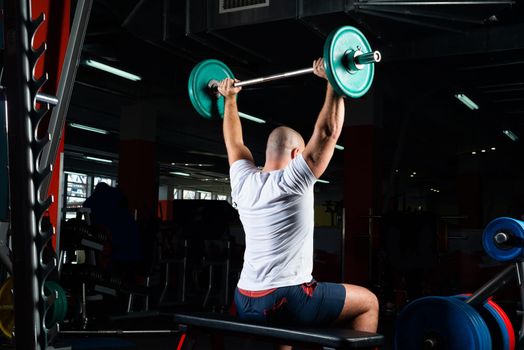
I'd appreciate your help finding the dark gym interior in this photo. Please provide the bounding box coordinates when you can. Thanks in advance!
[2,0,524,349]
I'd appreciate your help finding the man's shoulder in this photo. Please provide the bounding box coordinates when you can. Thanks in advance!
[231,158,258,173]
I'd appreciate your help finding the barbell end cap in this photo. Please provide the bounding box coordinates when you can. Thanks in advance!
[373,51,382,63]
[207,80,221,98]
[207,79,219,90]
[494,232,509,244]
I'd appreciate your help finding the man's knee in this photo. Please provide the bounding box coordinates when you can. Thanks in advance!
[367,290,379,314]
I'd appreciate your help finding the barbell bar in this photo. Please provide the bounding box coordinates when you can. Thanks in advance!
[188,26,382,119]
[223,51,381,89]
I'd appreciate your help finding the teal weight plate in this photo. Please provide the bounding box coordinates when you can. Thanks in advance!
[323,26,374,98]
[188,59,234,119]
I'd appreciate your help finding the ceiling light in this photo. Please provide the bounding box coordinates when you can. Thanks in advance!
[170,171,190,177]
[171,163,213,167]
[84,59,141,81]
[70,123,109,135]
[188,150,228,159]
[410,174,414,178]
[503,129,519,142]
[471,151,477,155]
[491,147,496,151]
[317,179,330,184]
[454,93,479,110]
[335,144,345,151]
[239,112,266,124]
[412,172,417,175]
[85,156,112,163]
[481,149,486,153]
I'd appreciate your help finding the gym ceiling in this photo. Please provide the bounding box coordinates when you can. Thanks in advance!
[66,0,524,195]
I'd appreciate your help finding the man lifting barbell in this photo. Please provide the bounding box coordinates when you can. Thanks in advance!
[217,58,379,339]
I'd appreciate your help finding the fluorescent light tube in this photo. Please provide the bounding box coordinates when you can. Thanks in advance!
[84,59,141,81]
[335,144,345,151]
[170,171,190,177]
[85,156,112,163]
[454,93,479,110]
[239,112,266,124]
[503,129,519,142]
[70,122,109,135]
[317,179,330,184]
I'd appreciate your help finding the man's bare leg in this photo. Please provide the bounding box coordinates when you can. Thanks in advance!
[336,284,379,332]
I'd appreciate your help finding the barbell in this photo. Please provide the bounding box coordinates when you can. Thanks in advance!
[188,26,381,119]
[483,217,524,262]
[394,294,515,349]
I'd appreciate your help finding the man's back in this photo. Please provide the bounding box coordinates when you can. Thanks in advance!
[230,155,316,290]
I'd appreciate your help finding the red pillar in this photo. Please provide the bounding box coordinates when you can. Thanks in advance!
[118,103,159,221]
[342,92,383,285]
[32,0,71,246]
[457,158,482,228]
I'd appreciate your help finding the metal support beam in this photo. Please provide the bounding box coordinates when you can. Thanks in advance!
[3,0,44,347]
[39,0,93,199]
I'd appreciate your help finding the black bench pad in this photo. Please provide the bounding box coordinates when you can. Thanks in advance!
[173,312,383,349]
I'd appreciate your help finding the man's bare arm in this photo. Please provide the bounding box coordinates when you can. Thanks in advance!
[219,78,255,166]
[302,58,345,179]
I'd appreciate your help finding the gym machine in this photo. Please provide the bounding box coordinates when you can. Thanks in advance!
[0,0,92,348]
[395,217,524,350]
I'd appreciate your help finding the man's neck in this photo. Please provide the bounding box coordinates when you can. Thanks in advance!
[262,158,291,173]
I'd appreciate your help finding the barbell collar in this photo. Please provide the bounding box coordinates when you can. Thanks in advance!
[350,50,382,71]
[355,51,382,65]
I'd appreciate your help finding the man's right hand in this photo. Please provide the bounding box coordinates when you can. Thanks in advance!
[313,58,327,80]
[218,78,242,99]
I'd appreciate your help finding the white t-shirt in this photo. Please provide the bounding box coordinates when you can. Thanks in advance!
[230,154,317,290]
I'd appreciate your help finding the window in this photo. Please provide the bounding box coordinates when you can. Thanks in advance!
[94,176,114,188]
[63,173,115,220]
[183,190,196,200]
[198,190,212,200]
[65,172,89,209]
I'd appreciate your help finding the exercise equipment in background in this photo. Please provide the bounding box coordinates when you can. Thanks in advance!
[395,216,524,349]
[0,278,68,339]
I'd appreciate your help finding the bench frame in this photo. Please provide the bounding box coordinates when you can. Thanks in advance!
[174,313,383,350]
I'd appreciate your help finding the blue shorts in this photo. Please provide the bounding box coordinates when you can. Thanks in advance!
[234,280,345,326]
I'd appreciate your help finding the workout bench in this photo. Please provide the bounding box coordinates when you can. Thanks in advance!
[174,312,384,349]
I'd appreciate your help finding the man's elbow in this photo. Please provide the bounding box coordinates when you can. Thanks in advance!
[321,123,341,141]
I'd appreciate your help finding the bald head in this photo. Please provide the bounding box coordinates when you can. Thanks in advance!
[265,126,305,163]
